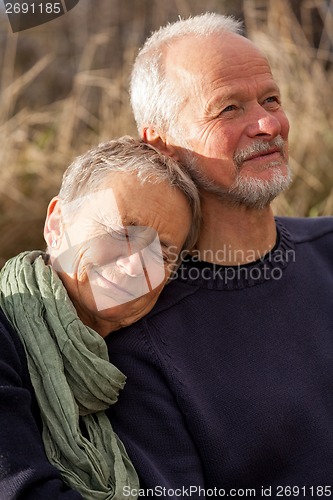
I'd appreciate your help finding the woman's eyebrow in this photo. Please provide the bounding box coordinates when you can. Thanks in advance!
[159,239,176,252]
[122,217,175,251]
[120,215,141,227]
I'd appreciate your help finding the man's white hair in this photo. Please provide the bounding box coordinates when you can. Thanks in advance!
[130,12,243,138]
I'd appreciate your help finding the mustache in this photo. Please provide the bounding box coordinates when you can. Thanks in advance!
[233,136,286,168]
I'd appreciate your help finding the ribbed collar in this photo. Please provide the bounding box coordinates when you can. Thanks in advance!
[176,219,295,290]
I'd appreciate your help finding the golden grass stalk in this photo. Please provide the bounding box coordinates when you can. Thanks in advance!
[0,0,332,266]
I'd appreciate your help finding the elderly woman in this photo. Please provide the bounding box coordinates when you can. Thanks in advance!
[0,136,200,499]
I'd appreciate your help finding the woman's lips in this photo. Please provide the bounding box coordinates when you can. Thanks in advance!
[92,270,137,298]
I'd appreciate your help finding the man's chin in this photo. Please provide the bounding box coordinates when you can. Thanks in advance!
[226,166,293,209]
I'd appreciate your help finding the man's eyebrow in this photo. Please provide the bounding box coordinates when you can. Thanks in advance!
[205,84,281,115]
[205,92,235,115]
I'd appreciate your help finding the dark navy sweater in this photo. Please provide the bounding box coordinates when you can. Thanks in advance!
[105,217,333,498]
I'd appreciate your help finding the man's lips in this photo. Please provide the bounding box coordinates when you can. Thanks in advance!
[234,136,287,168]
[244,147,282,162]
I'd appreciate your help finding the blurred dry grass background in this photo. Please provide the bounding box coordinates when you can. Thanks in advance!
[0,0,332,267]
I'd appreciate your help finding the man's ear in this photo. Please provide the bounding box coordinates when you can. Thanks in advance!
[143,126,181,160]
[43,196,63,249]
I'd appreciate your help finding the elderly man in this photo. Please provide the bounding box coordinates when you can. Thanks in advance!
[106,13,333,497]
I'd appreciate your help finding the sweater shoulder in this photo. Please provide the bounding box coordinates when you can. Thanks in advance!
[276,216,333,244]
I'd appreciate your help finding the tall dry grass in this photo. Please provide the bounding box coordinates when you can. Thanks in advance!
[0,0,332,267]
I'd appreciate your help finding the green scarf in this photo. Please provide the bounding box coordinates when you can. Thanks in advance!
[0,251,139,499]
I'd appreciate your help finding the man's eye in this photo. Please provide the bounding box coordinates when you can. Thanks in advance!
[264,96,280,104]
[221,104,236,113]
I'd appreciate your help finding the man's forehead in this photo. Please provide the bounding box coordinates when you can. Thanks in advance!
[165,32,268,78]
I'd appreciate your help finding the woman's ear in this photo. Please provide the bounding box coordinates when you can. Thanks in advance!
[143,126,181,161]
[43,196,63,250]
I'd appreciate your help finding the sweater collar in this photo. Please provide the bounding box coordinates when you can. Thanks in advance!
[175,219,295,290]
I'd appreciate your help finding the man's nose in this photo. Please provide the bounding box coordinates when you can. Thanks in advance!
[246,105,282,138]
[116,252,144,277]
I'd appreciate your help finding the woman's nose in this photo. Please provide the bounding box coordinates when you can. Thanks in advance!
[116,252,144,277]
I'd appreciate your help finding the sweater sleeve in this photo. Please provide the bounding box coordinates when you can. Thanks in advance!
[106,322,205,497]
[0,310,83,500]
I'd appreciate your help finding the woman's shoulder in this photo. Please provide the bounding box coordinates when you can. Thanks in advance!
[0,304,42,423]
[0,307,30,381]
[0,307,22,348]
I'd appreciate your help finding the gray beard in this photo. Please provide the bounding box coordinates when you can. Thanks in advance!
[181,141,292,210]
[225,165,292,209]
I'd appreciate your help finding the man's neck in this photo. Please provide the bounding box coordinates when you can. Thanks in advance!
[194,194,277,265]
